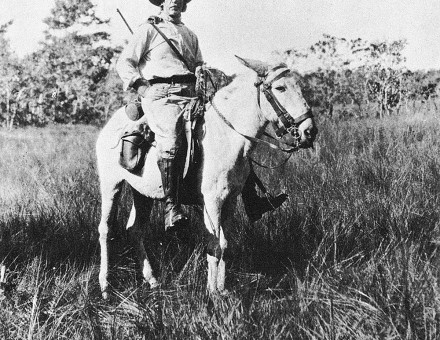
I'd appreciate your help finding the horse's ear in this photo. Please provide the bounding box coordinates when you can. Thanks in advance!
[235,55,268,77]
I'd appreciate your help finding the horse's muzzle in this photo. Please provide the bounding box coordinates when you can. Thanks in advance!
[299,125,318,149]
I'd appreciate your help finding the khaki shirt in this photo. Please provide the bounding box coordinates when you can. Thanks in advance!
[117,16,204,90]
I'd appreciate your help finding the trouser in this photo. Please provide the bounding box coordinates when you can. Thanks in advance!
[141,82,196,228]
[141,82,196,159]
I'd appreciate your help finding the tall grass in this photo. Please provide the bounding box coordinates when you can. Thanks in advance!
[0,111,439,339]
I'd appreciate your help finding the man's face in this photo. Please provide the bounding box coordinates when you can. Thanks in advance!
[163,0,185,18]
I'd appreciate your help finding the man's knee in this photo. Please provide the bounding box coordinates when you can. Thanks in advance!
[157,139,181,159]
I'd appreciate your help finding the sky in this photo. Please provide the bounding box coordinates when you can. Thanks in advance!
[1,0,440,75]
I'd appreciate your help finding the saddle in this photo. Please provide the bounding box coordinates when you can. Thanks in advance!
[119,67,232,204]
[119,97,205,203]
[120,17,231,181]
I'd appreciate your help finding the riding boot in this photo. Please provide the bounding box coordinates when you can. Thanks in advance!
[242,175,288,223]
[157,157,188,231]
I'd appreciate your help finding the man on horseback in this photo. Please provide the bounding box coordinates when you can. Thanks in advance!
[116,0,287,230]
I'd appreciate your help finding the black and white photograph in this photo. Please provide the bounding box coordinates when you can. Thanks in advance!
[0,0,439,338]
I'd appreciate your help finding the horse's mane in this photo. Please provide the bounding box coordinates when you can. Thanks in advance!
[208,69,254,102]
[207,68,235,88]
[207,64,302,103]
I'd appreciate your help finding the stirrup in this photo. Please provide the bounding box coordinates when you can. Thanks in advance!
[247,193,288,223]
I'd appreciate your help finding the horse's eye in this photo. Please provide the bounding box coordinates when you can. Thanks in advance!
[274,86,286,93]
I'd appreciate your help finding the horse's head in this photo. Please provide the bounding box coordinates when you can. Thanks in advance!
[236,56,317,149]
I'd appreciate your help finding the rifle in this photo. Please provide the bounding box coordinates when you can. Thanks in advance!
[116,8,133,35]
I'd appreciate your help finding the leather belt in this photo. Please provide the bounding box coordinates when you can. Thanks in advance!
[149,74,196,85]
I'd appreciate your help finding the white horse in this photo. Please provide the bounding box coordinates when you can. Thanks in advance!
[96,57,317,298]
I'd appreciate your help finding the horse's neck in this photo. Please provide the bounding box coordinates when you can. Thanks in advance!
[199,76,268,175]
[208,76,267,141]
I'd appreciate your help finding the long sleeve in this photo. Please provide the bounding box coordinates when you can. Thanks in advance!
[116,19,204,89]
[195,34,204,66]
[116,23,152,91]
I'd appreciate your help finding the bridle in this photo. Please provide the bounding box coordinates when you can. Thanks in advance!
[254,65,314,146]
[209,65,313,154]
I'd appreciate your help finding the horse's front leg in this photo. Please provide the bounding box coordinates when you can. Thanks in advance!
[218,196,237,291]
[126,189,158,288]
[203,194,232,293]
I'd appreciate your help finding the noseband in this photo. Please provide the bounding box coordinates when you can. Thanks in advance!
[255,66,313,143]
[209,65,313,155]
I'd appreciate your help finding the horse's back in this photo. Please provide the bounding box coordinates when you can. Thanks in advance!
[96,107,127,154]
[96,107,130,185]
[96,107,163,198]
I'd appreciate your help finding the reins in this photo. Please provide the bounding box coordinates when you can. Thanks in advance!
[208,67,312,169]
[210,100,298,154]
[211,99,295,169]
[249,151,294,170]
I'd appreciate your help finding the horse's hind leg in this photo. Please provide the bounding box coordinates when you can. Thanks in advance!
[126,188,158,288]
[98,178,123,299]
[204,194,233,293]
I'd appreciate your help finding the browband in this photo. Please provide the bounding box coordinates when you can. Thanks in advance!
[265,67,290,86]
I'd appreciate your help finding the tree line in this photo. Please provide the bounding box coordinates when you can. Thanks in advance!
[0,0,125,129]
[272,35,440,119]
[0,0,439,128]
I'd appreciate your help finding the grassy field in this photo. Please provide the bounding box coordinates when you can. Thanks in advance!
[0,108,440,339]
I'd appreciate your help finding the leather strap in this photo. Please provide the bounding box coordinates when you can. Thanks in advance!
[149,74,196,85]
[148,17,191,70]
[210,100,297,153]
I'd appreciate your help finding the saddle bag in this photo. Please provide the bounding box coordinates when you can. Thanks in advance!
[119,129,153,173]
[119,102,155,172]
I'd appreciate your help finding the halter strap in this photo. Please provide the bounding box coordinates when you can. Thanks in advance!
[208,65,312,154]
[265,66,290,85]
[255,66,313,139]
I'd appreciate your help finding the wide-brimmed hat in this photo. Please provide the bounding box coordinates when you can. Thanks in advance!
[149,0,191,6]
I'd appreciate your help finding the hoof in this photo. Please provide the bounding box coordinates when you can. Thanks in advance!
[207,287,230,297]
[148,278,159,289]
[432,238,440,246]
[218,288,230,296]
[102,291,109,300]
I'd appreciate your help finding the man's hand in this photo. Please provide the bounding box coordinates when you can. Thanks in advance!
[195,65,206,80]
[132,78,150,97]
[195,65,207,98]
